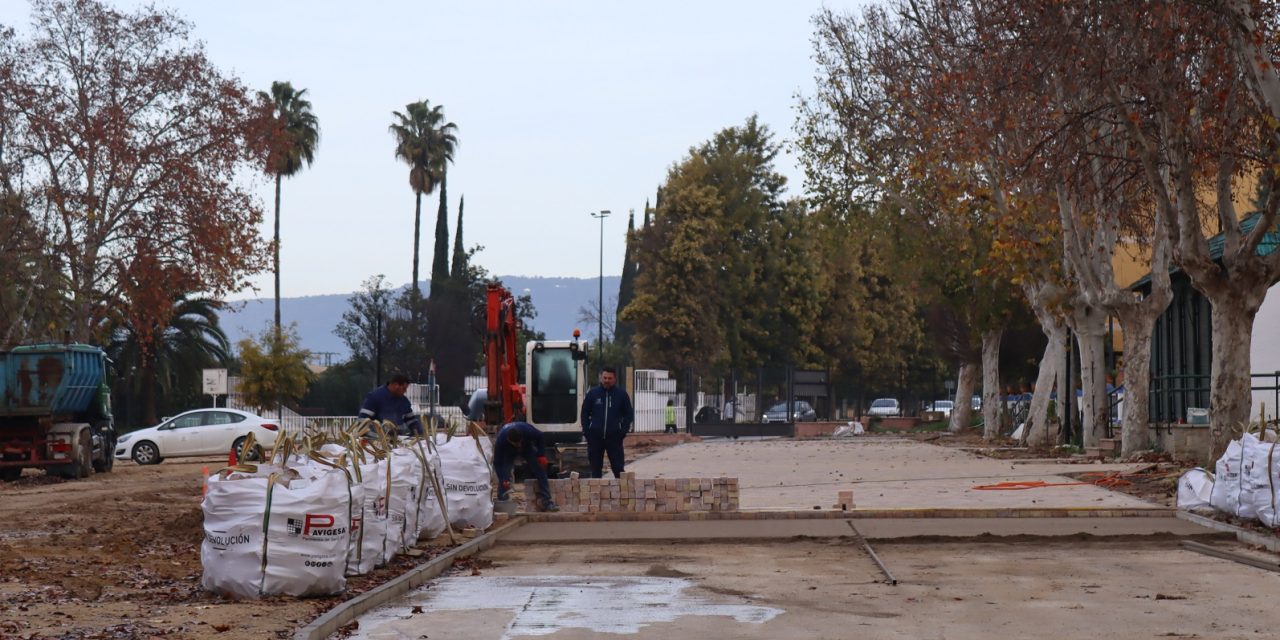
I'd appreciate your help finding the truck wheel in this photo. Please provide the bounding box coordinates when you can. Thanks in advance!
[0,467,20,481]
[93,451,114,473]
[56,432,95,479]
[132,441,161,465]
[77,431,95,478]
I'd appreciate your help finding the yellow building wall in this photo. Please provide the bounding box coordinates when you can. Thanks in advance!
[1107,173,1261,357]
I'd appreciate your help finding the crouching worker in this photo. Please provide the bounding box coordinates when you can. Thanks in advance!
[493,421,559,512]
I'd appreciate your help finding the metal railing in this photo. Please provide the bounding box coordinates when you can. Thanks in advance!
[268,408,470,439]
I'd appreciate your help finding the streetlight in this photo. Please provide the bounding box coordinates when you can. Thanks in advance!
[589,209,612,377]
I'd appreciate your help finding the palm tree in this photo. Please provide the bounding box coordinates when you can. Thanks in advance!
[389,100,458,296]
[261,81,320,338]
[109,297,232,426]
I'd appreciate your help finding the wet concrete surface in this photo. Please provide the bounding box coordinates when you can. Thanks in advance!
[628,438,1155,510]
[343,539,1280,640]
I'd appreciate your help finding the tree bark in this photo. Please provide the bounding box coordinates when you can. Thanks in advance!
[273,173,282,340]
[1074,313,1107,449]
[141,360,158,426]
[412,191,422,296]
[1025,320,1066,447]
[949,362,978,433]
[1207,293,1263,456]
[1115,311,1151,456]
[981,328,1004,440]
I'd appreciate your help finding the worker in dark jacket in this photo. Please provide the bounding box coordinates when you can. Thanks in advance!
[493,421,558,512]
[579,366,634,478]
[359,373,423,437]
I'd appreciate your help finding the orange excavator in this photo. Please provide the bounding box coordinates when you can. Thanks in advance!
[477,283,591,474]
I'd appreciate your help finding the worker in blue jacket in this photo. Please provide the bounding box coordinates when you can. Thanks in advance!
[358,373,423,437]
[493,421,558,512]
[579,366,634,478]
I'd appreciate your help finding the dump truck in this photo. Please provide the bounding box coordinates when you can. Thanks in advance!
[0,343,116,480]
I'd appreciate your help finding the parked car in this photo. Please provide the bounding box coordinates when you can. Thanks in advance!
[867,398,901,417]
[930,400,954,418]
[114,408,280,465]
[693,405,721,424]
[761,401,817,423]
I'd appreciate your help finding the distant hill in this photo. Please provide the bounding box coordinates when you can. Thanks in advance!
[220,275,620,360]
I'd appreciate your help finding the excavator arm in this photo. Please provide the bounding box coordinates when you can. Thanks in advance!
[484,283,525,427]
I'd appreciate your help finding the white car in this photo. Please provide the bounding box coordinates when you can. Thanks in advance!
[114,408,281,465]
[930,400,954,418]
[867,398,901,417]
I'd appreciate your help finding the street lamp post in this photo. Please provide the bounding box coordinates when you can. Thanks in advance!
[589,209,612,377]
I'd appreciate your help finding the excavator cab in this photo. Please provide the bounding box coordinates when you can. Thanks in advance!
[526,337,589,445]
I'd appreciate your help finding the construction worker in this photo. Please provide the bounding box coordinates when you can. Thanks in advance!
[493,421,559,512]
[664,399,678,434]
[359,373,423,437]
[580,366,634,478]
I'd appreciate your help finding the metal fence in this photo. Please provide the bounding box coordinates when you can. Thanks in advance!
[227,376,466,438]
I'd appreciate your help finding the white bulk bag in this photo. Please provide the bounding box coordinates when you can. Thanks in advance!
[435,434,494,530]
[371,455,400,565]
[1210,435,1250,517]
[1176,468,1214,513]
[389,448,425,553]
[1238,434,1269,521]
[410,440,448,540]
[201,465,352,599]
[350,457,389,574]
[281,447,378,576]
[1250,441,1280,527]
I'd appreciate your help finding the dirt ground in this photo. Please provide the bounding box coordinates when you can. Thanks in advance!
[0,459,481,640]
[348,539,1280,640]
[0,436,689,640]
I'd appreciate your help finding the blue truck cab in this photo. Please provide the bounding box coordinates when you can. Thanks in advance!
[0,343,115,480]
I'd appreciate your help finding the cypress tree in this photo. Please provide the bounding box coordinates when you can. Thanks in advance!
[451,194,467,283]
[430,172,450,296]
[615,210,638,346]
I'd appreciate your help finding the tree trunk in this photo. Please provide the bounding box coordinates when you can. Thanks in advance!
[1207,294,1263,457]
[273,173,282,340]
[949,361,978,433]
[141,360,158,426]
[1024,321,1066,447]
[1116,314,1151,456]
[412,191,422,296]
[1075,314,1107,449]
[981,328,1004,440]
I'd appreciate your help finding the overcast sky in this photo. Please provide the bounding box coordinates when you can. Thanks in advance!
[3,0,862,299]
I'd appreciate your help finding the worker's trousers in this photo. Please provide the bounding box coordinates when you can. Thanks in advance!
[586,433,625,479]
[494,455,551,503]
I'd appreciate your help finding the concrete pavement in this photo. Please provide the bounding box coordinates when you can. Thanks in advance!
[344,539,1280,640]
[628,438,1155,510]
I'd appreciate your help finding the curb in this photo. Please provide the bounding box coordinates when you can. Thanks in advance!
[1176,510,1280,552]
[517,507,1175,523]
[294,517,527,640]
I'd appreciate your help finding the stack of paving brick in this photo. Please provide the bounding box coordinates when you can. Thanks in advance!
[524,472,739,513]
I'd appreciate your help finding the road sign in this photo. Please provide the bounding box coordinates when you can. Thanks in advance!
[202,369,228,396]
